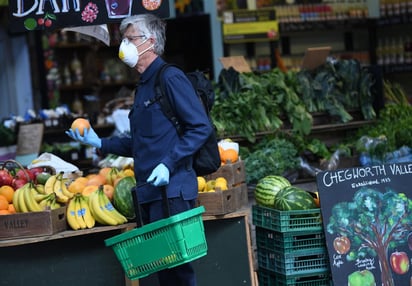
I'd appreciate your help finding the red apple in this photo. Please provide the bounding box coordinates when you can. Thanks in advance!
[15,168,35,182]
[29,167,44,177]
[390,251,409,275]
[12,178,27,190]
[0,169,13,186]
[333,236,351,255]
[29,167,45,183]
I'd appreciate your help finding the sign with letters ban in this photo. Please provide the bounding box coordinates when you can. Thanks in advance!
[8,0,169,33]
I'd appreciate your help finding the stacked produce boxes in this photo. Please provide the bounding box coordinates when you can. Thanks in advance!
[252,205,332,286]
[197,160,248,215]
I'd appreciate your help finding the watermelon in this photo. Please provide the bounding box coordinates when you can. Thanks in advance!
[254,175,291,208]
[113,176,136,219]
[273,186,317,211]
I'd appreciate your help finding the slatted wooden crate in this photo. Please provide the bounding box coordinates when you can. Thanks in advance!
[0,206,67,239]
[204,160,246,187]
[197,182,248,215]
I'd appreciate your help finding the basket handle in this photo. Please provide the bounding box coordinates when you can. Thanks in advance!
[132,183,170,228]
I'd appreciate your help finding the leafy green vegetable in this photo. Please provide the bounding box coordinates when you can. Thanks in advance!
[243,136,300,184]
[355,103,412,154]
[212,70,283,142]
[295,59,376,122]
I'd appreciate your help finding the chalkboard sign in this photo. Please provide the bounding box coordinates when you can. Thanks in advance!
[8,0,169,33]
[316,162,412,286]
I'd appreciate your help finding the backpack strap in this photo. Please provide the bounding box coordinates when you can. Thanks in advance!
[154,63,184,136]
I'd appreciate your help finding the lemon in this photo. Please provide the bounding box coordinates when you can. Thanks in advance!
[197,176,206,192]
[215,177,228,191]
[205,180,216,192]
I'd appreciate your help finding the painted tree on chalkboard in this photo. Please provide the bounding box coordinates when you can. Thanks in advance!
[327,187,412,286]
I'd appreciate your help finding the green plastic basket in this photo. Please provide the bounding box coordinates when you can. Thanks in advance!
[105,206,208,280]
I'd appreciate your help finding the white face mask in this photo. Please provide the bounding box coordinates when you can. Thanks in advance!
[118,38,152,68]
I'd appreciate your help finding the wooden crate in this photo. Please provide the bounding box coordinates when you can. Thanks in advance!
[204,160,246,187]
[197,189,237,216]
[0,207,67,239]
[197,183,248,216]
[234,183,248,209]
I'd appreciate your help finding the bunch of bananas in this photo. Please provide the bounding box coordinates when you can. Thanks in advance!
[44,172,74,203]
[13,182,62,212]
[66,194,95,230]
[88,186,128,226]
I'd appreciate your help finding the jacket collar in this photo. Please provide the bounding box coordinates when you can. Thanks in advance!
[139,57,166,84]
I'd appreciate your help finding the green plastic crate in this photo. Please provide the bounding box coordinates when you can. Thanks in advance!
[255,227,326,255]
[258,269,332,286]
[105,206,208,280]
[252,205,323,233]
[257,246,329,276]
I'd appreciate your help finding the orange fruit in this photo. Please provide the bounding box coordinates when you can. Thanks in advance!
[0,209,11,215]
[220,148,239,164]
[99,167,112,178]
[102,184,115,201]
[0,195,9,210]
[0,185,15,203]
[82,185,99,197]
[68,180,86,194]
[71,118,91,136]
[8,204,16,214]
[74,176,89,185]
[86,174,106,186]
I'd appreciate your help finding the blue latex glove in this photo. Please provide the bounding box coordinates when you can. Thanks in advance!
[147,163,170,186]
[65,126,102,148]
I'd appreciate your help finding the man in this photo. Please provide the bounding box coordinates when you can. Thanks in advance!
[67,13,212,286]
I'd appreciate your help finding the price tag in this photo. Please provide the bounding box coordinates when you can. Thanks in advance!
[219,56,252,73]
[16,123,44,155]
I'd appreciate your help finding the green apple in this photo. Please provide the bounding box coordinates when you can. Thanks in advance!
[348,270,375,286]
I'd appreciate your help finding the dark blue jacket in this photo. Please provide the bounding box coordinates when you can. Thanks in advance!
[100,57,212,203]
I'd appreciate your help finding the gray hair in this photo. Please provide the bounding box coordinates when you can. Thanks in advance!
[119,14,166,55]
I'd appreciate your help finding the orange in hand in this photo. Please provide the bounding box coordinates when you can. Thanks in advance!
[71,118,91,136]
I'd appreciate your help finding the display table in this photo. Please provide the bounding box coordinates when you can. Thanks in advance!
[0,209,257,286]
[0,224,137,286]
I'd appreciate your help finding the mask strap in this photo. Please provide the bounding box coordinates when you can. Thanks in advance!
[139,44,154,56]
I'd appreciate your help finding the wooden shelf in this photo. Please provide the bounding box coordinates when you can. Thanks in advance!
[0,223,136,248]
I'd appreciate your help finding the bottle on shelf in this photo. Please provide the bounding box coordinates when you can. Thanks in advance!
[376,38,384,66]
[404,36,412,64]
[63,65,71,85]
[72,95,84,115]
[70,53,83,84]
[396,36,405,64]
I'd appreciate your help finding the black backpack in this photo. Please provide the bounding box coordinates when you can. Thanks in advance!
[154,63,221,176]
